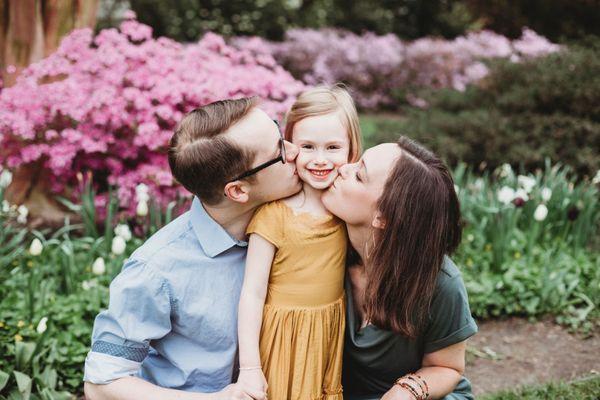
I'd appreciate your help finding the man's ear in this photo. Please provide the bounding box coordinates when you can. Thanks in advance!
[371,212,385,229]
[223,181,250,203]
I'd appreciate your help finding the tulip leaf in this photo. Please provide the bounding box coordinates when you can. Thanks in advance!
[0,369,9,391]
[15,342,36,371]
[13,371,32,400]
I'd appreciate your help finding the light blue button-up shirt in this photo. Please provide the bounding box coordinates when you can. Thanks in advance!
[84,197,248,392]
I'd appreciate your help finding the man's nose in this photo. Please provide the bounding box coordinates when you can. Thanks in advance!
[284,141,298,162]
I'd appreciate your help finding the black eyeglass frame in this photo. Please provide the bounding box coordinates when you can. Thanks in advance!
[228,120,287,182]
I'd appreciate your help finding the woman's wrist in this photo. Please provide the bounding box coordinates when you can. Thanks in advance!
[391,384,418,400]
[394,373,429,400]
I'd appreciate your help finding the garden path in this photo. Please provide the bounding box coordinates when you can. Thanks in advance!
[467,317,599,395]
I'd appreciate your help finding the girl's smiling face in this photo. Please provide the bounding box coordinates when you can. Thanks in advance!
[292,112,350,190]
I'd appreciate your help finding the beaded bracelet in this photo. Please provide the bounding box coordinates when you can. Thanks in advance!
[406,374,426,397]
[414,374,430,396]
[395,373,430,400]
[397,381,420,400]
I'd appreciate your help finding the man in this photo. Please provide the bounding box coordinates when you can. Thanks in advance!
[84,98,301,400]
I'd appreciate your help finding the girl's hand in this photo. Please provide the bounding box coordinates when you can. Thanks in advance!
[381,385,416,400]
[237,369,268,395]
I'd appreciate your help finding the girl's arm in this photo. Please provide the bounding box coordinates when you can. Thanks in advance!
[382,340,468,400]
[237,233,276,392]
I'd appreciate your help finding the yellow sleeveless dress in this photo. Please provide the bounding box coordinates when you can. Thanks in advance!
[246,200,346,400]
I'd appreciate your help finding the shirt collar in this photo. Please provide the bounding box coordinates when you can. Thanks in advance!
[190,197,248,258]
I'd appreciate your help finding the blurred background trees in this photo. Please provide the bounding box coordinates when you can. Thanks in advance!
[0,0,99,225]
[0,0,99,86]
[97,0,600,42]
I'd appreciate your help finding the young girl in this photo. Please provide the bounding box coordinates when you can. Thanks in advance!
[237,85,362,400]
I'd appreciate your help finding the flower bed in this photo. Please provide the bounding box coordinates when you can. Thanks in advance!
[233,28,560,109]
[0,13,306,218]
[0,162,598,398]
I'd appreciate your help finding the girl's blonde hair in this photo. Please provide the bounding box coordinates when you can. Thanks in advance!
[285,84,362,163]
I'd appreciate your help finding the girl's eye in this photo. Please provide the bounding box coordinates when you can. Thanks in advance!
[301,144,313,149]
[328,145,341,150]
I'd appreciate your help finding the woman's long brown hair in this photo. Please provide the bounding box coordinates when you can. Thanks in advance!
[364,136,462,338]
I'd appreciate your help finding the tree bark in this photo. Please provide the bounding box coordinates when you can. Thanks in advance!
[1,0,99,226]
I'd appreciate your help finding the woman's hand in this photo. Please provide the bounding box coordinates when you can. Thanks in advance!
[236,369,268,396]
[381,384,416,400]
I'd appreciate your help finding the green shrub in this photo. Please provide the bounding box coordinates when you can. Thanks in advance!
[481,375,600,400]
[363,42,600,177]
[467,0,600,41]
[453,162,600,332]
[122,0,480,41]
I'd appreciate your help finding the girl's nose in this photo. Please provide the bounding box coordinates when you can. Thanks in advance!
[314,151,328,165]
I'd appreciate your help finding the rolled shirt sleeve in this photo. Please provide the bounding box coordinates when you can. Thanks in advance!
[423,271,478,354]
[84,258,172,384]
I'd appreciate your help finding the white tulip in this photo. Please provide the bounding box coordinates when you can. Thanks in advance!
[499,163,512,178]
[136,183,150,203]
[111,235,127,255]
[1,200,9,213]
[534,204,548,221]
[17,205,28,224]
[92,257,106,275]
[36,317,48,334]
[497,186,515,205]
[518,175,536,193]
[29,238,43,256]
[114,224,132,241]
[136,200,149,217]
[541,187,552,202]
[593,170,600,185]
[82,279,98,291]
[0,170,12,188]
[514,188,529,202]
[454,185,460,195]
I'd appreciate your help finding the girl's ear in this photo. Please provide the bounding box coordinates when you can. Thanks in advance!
[223,181,250,203]
[371,212,385,229]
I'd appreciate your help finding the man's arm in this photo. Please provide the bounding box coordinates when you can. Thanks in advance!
[84,377,264,400]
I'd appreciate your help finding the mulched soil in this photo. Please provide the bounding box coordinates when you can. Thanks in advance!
[466,317,600,396]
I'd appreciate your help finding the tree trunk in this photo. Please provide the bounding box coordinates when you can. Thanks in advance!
[1,0,99,227]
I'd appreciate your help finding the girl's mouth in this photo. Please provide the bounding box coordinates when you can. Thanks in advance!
[308,169,333,179]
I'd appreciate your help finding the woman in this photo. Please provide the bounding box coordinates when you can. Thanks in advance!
[322,137,477,400]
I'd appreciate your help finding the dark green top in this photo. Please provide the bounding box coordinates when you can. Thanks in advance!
[343,257,478,400]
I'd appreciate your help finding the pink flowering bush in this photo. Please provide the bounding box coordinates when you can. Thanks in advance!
[234,30,405,109]
[0,14,306,216]
[234,28,560,109]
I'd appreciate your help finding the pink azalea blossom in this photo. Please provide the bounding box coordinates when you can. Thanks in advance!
[0,17,306,218]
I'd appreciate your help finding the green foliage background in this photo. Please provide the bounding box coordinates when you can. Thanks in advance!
[112,0,600,42]
[361,41,600,177]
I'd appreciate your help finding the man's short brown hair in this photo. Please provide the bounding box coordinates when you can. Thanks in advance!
[168,98,258,204]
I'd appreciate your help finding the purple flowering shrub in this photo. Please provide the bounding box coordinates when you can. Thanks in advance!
[234,28,561,109]
[0,14,305,216]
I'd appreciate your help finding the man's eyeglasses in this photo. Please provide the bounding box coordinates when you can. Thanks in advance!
[229,120,287,182]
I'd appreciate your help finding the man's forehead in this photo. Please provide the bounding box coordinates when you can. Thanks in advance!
[226,110,277,152]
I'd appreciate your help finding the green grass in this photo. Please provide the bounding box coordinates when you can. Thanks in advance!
[481,375,600,400]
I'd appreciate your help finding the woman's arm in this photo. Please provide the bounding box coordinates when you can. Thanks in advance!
[382,340,468,400]
[237,234,276,392]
